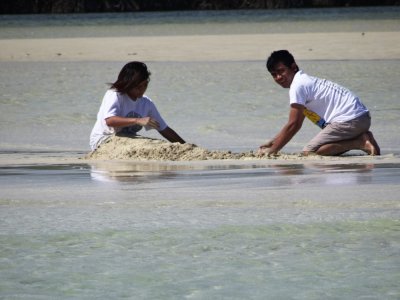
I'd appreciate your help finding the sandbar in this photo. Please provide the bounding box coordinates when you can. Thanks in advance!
[1,32,400,62]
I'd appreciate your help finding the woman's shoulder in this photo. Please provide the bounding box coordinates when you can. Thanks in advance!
[104,89,128,100]
[138,95,155,104]
[103,89,117,98]
[140,94,152,101]
[101,89,128,107]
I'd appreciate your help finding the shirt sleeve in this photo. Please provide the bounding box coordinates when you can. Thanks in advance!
[102,90,121,119]
[289,81,307,106]
[146,100,168,131]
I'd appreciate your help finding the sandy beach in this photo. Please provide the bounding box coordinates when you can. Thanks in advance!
[1,31,400,62]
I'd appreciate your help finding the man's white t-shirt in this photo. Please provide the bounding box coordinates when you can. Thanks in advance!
[289,70,368,124]
[90,90,167,150]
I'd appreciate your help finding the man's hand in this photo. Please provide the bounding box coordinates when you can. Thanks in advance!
[259,139,274,149]
[258,104,305,156]
[258,140,274,156]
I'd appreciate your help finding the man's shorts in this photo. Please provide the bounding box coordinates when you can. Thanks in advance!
[303,112,371,152]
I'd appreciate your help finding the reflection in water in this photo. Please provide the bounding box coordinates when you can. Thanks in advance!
[272,163,374,186]
[89,160,376,187]
[89,161,185,183]
[310,163,374,185]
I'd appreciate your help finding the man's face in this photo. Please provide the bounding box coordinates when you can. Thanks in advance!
[269,62,297,88]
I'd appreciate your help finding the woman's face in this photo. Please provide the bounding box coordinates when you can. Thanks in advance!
[127,79,149,100]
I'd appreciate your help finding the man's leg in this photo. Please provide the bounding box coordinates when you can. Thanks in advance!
[315,131,380,156]
[303,113,380,156]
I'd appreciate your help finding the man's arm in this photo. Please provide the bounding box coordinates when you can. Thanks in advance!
[260,103,305,155]
[159,126,186,144]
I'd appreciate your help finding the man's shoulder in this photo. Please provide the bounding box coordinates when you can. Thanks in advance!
[296,70,315,81]
[292,70,315,88]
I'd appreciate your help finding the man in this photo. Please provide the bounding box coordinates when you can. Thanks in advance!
[259,50,380,156]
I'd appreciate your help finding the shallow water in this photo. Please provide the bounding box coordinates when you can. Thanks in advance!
[1,59,399,153]
[1,7,400,300]
[1,158,400,300]
[1,7,399,39]
[1,221,399,299]
[1,161,400,299]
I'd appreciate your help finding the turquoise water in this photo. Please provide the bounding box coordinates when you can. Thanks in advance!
[1,7,400,300]
[1,161,400,299]
[1,221,399,299]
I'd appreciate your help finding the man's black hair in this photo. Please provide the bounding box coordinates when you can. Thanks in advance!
[266,50,298,72]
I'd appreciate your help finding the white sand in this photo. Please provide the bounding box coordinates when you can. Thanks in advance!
[87,135,258,161]
[1,32,400,62]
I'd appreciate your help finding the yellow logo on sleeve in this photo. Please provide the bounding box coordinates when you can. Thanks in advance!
[303,108,326,128]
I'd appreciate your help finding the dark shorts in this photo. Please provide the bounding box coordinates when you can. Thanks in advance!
[303,112,371,152]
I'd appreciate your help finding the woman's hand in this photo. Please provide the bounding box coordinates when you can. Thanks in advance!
[137,117,160,129]
[105,116,159,129]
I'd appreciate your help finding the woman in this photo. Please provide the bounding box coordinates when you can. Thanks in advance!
[90,61,185,151]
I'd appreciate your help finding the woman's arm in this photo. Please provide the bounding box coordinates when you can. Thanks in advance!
[159,127,185,144]
[105,116,160,129]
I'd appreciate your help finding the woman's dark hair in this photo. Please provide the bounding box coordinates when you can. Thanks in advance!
[266,50,298,73]
[109,61,151,94]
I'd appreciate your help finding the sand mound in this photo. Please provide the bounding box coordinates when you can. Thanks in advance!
[86,135,262,161]
[82,135,387,162]
[87,135,366,162]
[86,135,383,162]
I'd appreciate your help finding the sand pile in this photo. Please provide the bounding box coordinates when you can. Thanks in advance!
[86,136,375,162]
[86,135,260,161]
